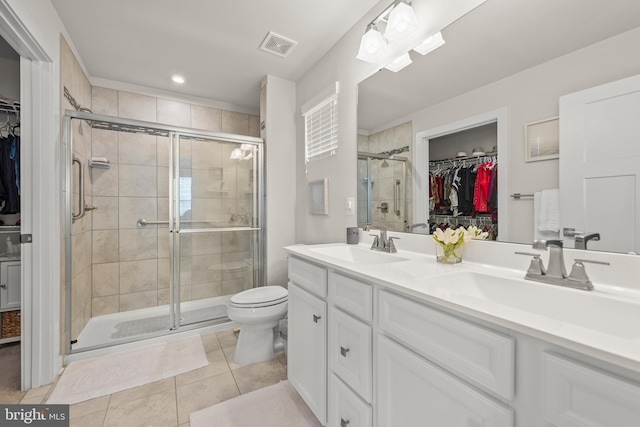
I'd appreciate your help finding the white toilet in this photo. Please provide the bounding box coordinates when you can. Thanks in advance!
[227,286,288,365]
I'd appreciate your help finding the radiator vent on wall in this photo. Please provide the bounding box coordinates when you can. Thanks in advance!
[259,31,298,58]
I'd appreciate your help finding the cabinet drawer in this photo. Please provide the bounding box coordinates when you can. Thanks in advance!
[329,271,372,321]
[328,374,372,427]
[378,335,513,427]
[289,257,327,298]
[329,307,372,402]
[543,352,640,427]
[379,290,514,400]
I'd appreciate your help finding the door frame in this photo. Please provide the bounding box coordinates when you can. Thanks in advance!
[0,0,61,389]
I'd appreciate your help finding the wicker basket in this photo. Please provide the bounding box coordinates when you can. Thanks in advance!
[1,310,20,338]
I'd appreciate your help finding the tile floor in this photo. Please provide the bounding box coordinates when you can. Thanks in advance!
[18,329,288,427]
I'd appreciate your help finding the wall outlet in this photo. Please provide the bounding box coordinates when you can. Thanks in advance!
[345,197,355,216]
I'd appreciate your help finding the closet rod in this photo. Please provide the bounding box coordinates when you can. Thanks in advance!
[510,193,534,199]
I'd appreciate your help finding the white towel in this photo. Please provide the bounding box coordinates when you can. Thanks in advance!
[539,189,560,232]
[534,191,560,240]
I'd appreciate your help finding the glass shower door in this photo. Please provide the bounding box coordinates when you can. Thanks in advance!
[171,134,262,328]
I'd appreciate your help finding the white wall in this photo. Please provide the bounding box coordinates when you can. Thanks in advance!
[379,27,640,244]
[263,75,296,285]
[295,0,486,244]
[0,57,19,100]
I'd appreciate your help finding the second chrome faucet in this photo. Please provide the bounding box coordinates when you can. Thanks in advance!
[516,239,609,291]
[368,226,399,253]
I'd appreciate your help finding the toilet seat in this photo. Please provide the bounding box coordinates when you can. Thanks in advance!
[230,286,288,308]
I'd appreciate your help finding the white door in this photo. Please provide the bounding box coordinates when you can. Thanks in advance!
[288,282,327,425]
[559,74,640,253]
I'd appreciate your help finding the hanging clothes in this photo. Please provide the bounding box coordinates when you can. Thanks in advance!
[0,134,20,213]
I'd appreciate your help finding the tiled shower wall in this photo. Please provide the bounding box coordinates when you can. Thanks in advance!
[88,87,259,317]
[357,121,413,232]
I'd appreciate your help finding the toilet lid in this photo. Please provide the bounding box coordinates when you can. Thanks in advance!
[230,286,288,307]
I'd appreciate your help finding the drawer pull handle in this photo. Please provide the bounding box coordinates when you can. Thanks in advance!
[340,346,350,357]
[313,314,322,323]
[340,419,350,427]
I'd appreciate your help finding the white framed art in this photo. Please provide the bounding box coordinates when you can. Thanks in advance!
[525,117,559,162]
[308,178,328,215]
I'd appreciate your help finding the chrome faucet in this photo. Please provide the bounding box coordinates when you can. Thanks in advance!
[575,232,600,250]
[369,226,399,253]
[515,239,609,291]
[408,223,428,232]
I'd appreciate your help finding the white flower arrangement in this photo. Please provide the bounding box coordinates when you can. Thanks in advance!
[433,225,488,263]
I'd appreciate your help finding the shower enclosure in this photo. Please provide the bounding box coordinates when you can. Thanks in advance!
[357,151,408,232]
[64,110,264,354]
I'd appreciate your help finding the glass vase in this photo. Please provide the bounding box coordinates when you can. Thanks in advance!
[435,242,463,264]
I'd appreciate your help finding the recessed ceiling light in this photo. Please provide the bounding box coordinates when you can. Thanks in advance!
[171,75,185,84]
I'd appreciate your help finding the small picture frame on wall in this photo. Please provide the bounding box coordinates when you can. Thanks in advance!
[308,178,328,215]
[525,117,559,162]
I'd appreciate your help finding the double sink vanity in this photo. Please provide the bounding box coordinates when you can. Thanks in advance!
[284,236,640,427]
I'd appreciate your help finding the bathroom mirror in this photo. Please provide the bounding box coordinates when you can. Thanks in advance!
[357,0,640,253]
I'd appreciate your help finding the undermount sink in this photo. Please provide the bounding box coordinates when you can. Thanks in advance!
[424,271,640,340]
[308,245,409,264]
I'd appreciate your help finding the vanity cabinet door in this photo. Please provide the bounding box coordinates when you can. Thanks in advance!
[288,282,327,425]
[328,373,372,427]
[377,335,513,427]
[0,261,20,310]
[329,307,372,401]
[543,352,640,427]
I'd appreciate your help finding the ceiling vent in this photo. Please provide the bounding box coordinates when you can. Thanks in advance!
[259,31,298,58]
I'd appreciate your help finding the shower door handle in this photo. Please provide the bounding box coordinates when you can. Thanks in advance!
[72,157,85,222]
[393,179,401,215]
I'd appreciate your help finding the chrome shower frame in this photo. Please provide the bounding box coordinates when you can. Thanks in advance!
[357,151,408,229]
[63,109,266,355]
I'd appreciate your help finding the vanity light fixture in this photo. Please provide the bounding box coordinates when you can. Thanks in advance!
[230,144,254,160]
[171,75,185,84]
[413,31,445,55]
[384,52,412,72]
[356,25,388,63]
[230,147,243,160]
[384,2,418,42]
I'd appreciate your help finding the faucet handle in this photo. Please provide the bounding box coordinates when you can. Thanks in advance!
[515,251,546,275]
[387,236,400,253]
[567,259,610,291]
[369,234,380,248]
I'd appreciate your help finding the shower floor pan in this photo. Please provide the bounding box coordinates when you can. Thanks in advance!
[73,295,232,351]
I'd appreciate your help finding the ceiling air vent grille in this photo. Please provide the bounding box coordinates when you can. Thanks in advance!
[259,32,298,58]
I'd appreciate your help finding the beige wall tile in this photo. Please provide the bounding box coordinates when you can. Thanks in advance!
[191,282,223,299]
[190,105,221,132]
[118,228,157,261]
[221,111,249,135]
[249,115,260,137]
[119,197,157,231]
[157,259,169,288]
[191,233,222,256]
[92,262,119,297]
[157,98,190,127]
[118,91,156,122]
[72,232,91,277]
[157,226,169,258]
[92,87,118,116]
[91,129,118,164]
[118,132,157,166]
[119,165,156,197]
[157,136,171,166]
[92,230,119,263]
[119,259,158,293]
[191,140,222,170]
[92,197,119,230]
[119,290,158,312]
[191,198,224,224]
[191,254,221,285]
[157,168,169,198]
[92,165,119,197]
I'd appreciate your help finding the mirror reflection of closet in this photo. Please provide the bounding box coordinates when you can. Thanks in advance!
[428,122,498,240]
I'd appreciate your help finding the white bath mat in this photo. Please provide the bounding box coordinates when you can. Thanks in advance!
[48,335,208,405]
[190,380,322,427]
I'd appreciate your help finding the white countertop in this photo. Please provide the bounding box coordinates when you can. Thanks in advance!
[285,242,640,373]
